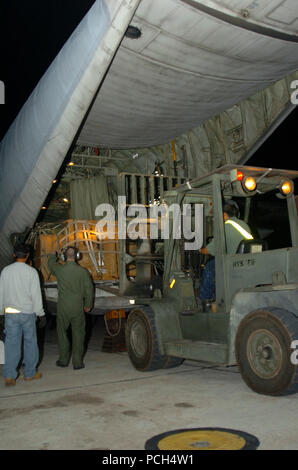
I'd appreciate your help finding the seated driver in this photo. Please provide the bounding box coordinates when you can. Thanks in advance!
[198,200,253,307]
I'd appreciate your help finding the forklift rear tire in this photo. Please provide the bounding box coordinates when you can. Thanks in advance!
[126,307,167,371]
[235,308,298,396]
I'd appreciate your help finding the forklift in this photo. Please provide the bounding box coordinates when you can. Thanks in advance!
[122,165,298,396]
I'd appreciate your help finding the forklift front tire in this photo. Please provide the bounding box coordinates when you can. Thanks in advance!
[126,307,167,371]
[235,308,298,396]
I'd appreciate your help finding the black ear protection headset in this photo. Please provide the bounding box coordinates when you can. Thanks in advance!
[223,199,240,219]
[61,246,81,262]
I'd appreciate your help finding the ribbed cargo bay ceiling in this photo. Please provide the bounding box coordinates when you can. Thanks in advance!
[78,0,298,148]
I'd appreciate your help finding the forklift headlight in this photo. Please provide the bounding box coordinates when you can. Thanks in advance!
[242,176,257,192]
[279,179,294,198]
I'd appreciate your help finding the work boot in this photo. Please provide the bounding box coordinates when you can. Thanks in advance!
[5,378,16,387]
[56,360,68,368]
[73,363,85,370]
[24,372,42,381]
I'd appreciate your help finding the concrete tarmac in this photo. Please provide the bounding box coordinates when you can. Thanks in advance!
[0,316,298,451]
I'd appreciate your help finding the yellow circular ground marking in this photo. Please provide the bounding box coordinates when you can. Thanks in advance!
[157,429,247,450]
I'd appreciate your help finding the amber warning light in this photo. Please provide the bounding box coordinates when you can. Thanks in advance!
[280,180,293,197]
[243,176,257,192]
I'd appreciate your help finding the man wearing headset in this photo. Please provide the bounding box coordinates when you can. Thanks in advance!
[199,200,253,309]
[48,247,94,370]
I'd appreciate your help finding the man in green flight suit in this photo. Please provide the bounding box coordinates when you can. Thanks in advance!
[48,247,94,370]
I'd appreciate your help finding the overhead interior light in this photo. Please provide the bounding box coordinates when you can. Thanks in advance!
[68,162,75,166]
[41,206,47,210]
[62,198,69,203]
[52,179,58,184]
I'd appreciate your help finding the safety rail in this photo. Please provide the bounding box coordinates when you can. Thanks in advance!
[118,173,186,205]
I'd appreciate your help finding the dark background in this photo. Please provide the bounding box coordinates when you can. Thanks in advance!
[0,0,297,170]
[0,0,95,141]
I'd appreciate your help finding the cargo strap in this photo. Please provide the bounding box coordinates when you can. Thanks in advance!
[104,310,125,337]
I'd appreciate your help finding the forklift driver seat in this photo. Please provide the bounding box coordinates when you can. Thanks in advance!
[236,238,268,254]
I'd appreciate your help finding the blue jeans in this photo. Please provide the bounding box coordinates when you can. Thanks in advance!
[3,313,39,380]
[199,259,216,301]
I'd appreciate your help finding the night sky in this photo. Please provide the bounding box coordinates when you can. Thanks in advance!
[0,0,297,171]
[0,1,95,140]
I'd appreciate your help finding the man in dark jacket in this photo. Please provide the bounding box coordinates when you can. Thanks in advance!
[48,247,94,370]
